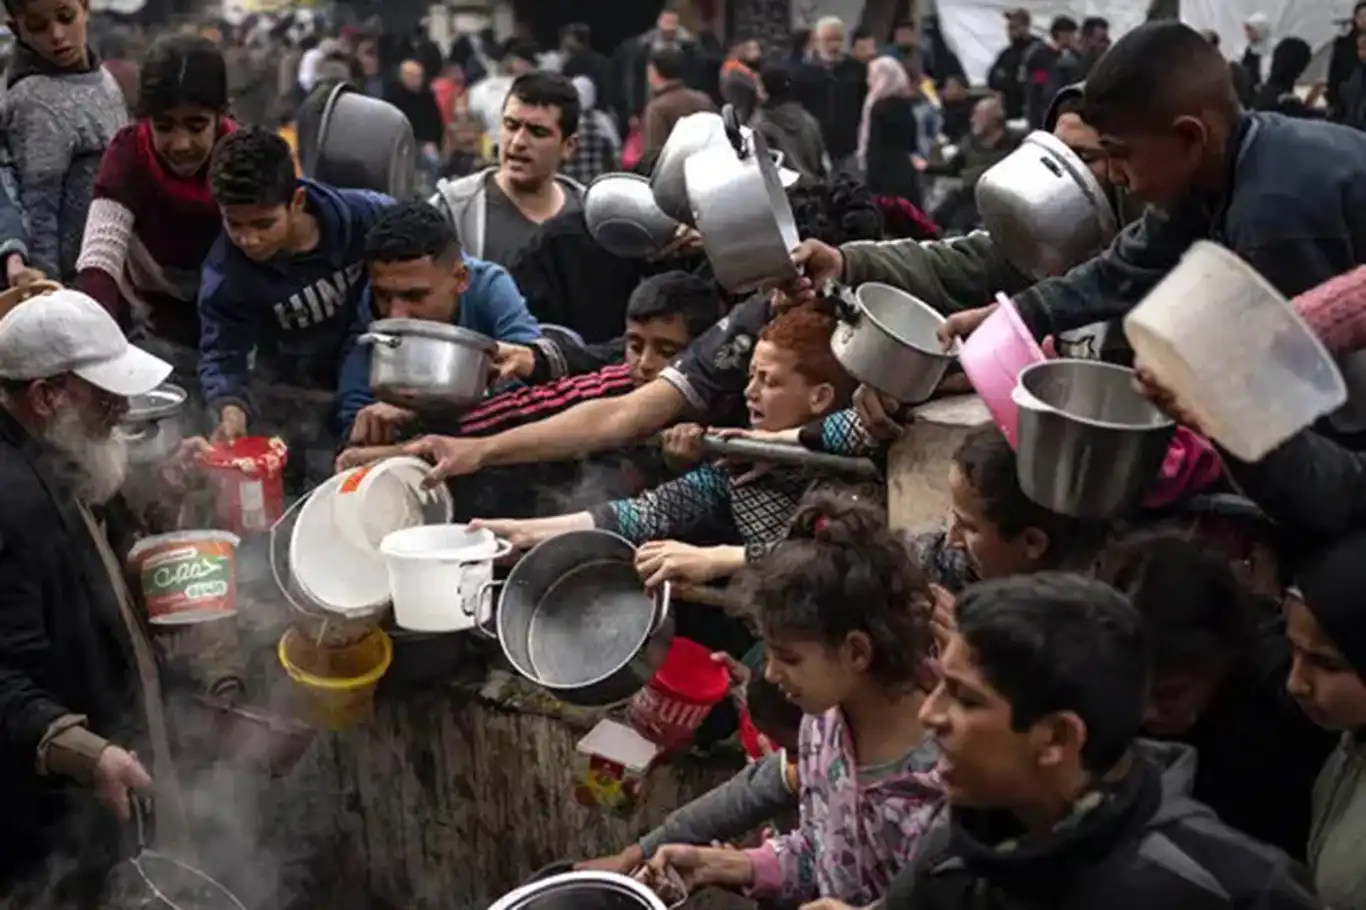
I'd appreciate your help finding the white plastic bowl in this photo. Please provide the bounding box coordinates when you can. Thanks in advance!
[379,524,512,633]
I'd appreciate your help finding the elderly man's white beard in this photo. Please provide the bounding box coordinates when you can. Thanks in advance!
[43,408,130,505]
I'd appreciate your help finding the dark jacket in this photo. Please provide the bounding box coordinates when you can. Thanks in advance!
[0,409,141,884]
[1014,113,1366,340]
[793,56,867,162]
[884,741,1320,910]
[612,32,699,124]
[1339,64,1366,130]
[1329,31,1363,114]
[864,96,921,202]
[987,37,1043,121]
[384,82,444,145]
[750,99,828,182]
[641,82,718,155]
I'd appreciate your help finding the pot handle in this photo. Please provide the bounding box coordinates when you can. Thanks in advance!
[828,281,861,325]
[721,104,747,159]
[117,423,155,443]
[470,579,502,638]
[649,581,672,635]
[490,537,514,561]
[357,332,401,349]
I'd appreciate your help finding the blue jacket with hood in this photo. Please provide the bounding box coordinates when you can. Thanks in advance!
[197,179,393,417]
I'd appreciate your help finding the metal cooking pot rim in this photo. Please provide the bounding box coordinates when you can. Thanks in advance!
[1018,359,1174,432]
[369,318,497,353]
[853,283,958,359]
[1020,131,1119,238]
[124,382,188,422]
[489,870,667,910]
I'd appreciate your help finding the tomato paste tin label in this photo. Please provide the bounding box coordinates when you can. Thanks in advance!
[129,532,240,624]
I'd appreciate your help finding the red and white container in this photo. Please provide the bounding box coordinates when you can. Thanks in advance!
[201,437,288,534]
[627,637,731,749]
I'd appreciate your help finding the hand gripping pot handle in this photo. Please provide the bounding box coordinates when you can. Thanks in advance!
[357,332,402,349]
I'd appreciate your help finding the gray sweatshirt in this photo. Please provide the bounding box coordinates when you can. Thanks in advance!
[637,752,796,856]
[1,45,127,280]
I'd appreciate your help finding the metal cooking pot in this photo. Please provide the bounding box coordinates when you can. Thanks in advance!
[976,131,1118,280]
[684,105,800,294]
[359,318,496,412]
[479,530,673,707]
[1013,360,1175,519]
[488,870,667,910]
[117,383,188,465]
[584,173,680,259]
[308,83,417,199]
[830,283,957,404]
[651,112,798,225]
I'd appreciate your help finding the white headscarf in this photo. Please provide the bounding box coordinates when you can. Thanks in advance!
[573,75,621,149]
[858,56,913,170]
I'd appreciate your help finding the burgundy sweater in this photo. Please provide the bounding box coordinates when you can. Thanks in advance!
[76,118,237,350]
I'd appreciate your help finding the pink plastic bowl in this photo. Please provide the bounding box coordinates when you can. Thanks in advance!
[960,299,1045,446]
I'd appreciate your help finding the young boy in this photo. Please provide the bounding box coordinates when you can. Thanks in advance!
[198,126,392,465]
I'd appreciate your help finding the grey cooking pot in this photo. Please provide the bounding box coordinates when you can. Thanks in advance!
[1013,360,1175,519]
[584,172,680,259]
[308,83,417,199]
[650,112,799,226]
[684,105,800,294]
[976,131,1118,280]
[117,383,188,465]
[830,283,957,404]
[479,530,673,707]
[359,318,496,411]
[488,870,667,910]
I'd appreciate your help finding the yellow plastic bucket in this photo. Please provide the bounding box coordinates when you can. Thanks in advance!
[278,627,393,730]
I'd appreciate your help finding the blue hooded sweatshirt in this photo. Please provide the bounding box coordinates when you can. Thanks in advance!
[197,178,393,417]
[334,254,542,433]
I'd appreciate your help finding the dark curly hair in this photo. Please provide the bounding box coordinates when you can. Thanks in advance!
[787,173,884,246]
[364,200,461,265]
[742,492,931,691]
[209,126,296,207]
[138,33,228,118]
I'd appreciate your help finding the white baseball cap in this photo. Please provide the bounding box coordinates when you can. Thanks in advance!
[0,289,172,397]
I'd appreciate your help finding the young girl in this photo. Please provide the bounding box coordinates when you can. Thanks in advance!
[76,33,236,394]
[647,494,943,907]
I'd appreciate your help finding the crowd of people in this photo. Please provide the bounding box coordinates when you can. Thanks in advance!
[5,1,1366,909]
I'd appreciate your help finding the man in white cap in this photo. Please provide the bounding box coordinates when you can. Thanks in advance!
[0,289,178,903]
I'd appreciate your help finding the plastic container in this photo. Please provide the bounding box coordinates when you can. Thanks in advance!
[331,456,452,553]
[277,626,393,730]
[127,530,241,624]
[959,294,1045,446]
[1124,241,1347,461]
[626,638,731,749]
[288,470,393,618]
[738,708,776,761]
[202,437,288,534]
[378,524,512,632]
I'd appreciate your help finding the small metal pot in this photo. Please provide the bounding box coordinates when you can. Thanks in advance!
[650,111,729,225]
[489,870,667,910]
[479,530,673,707]
[684,105,799,293]
[117,383,188,465]
[359,318,496,411]
[976,131,1119,280]
[1013,360,1175,519]
[830,283,957,404]
[585,172,680,259]
[308,83,417,199]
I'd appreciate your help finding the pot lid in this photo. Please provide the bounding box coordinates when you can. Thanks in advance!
[1020,130,1119,238]
[368,318,497,353]
[124,383,187,423]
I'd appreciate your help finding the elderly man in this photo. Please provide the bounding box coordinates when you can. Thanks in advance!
[0,289,184,905]
[793,16,867,170]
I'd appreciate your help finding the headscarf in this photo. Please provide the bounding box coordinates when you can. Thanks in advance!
[1245,13,1271,53]
[572,74,621,149]
[858,56,913,170]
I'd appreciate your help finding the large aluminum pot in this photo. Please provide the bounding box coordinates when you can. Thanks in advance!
[307,83,417,199]
[831,283,957,404]
[479,530,673,707]
[684,105,799,293]
[116,383,187,465]
[585,172,680,259]
[976,131,1118,280]
[1013,360,1175,519]
[488,870,667,910]
[359,318,495,411]
[651,112,799,225]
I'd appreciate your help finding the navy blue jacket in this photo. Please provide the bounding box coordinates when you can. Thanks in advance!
[1015,113,1366,338]
[196,179,393,417]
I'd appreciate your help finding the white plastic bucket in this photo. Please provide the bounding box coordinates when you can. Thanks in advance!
[379,524,512,633]
[1123,241,1347,462]
[331,457,452,553]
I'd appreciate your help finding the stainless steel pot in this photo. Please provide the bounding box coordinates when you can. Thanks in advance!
[830,283,957,404]
[358,318,496,411]
[584,173,680,259]
[488,871,667,910]
[479,530,673,707]
[976,131,1119,280]
[684,105,800,293]
[308,83,417,199]
[116,383,188,465]
[650,111,727,225]
[1013,360,1175,519]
